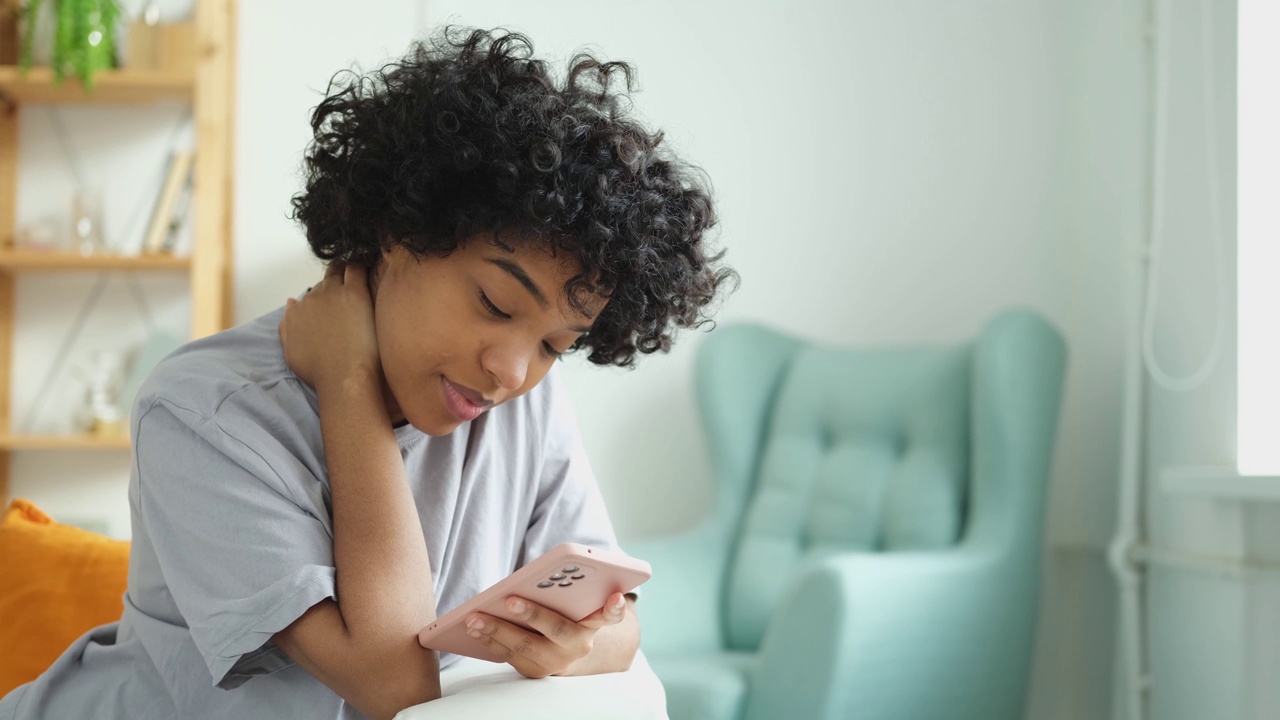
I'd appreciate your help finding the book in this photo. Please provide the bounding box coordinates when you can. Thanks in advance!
[159,172,194,254]
[142,149,195,255]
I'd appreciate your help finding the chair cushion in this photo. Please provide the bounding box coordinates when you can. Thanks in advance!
[726,346,971,650]
[649,652,754,720]
[0,499,130,696]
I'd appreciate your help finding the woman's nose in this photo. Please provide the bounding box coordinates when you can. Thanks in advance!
[482,344,529,392]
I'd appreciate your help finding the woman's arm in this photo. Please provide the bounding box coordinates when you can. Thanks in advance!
[273,266,441,720]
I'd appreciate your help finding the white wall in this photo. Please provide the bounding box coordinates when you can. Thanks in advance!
[1027,2,1146,714]
[19,1,1264,718]
[415,0,1114,529]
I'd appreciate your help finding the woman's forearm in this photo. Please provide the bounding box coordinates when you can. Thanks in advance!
[318,369,437,646]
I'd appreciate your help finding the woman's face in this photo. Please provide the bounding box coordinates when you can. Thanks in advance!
[369,238,605,436]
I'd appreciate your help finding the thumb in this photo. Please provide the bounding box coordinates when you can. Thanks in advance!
[576,593,628,630]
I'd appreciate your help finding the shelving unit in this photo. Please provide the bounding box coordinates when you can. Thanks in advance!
[0,249,192,272]
[0,66,195,104]
[0,0,238,502]
[0,433,132,451]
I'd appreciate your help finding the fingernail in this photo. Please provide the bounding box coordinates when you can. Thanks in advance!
[508,599,526,614]
[467,629,481,639]
[466,617,484,631]
[614,596,626,611]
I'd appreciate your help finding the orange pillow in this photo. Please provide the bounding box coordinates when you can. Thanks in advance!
[0,499,130,696]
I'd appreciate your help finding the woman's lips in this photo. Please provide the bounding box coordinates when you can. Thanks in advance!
[441,377,492,422]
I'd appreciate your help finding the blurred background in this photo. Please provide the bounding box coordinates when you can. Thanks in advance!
[2,0,1274,718]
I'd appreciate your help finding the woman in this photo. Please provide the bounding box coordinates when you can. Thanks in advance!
[0,26,732,720]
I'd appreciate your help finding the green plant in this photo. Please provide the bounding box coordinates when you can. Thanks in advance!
[17,0,42,70]
[18,0,122,92]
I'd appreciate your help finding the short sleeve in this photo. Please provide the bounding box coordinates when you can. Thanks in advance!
[134,398,336,690]
[520,372,639,598]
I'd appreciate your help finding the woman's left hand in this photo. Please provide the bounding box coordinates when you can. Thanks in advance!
[464,592,629,678]
[279,263,381,392]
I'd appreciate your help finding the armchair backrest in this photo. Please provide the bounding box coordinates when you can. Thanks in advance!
[698,310,1066,652]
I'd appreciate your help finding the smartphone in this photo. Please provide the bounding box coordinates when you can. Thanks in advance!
[418,543,651,663]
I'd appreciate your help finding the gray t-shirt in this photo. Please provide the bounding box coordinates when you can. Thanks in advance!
[0,304,624,720]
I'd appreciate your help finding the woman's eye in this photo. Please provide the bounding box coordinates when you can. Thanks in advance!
[478,290,511,319]
[543,341,564,359]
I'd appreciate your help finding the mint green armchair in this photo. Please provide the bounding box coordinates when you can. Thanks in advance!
[624,310,1067,720]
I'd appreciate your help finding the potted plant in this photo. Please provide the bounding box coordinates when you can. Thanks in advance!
[16,0,122,91]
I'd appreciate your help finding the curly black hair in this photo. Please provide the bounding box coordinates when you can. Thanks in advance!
[289,26,737,367]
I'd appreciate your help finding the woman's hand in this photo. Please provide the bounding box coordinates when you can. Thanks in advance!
[278,263,381,391]
[465,592,631,678]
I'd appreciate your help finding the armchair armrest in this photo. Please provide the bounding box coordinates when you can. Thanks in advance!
[624,324,802,659]
[747,546,1035,720]
[622,523,734,657]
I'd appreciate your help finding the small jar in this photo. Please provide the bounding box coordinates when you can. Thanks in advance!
[70,186,108,255]
[79,350,126,435]
[16,216,65,252]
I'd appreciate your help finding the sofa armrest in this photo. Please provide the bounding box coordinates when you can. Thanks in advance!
[394,650,667,720]
[747,547,1034,720]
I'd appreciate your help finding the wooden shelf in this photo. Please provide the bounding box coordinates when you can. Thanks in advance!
[0,249,189,273]
[0,433,130,451]
[0,66,195,104]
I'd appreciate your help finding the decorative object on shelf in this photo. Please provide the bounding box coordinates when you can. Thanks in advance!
[69,184,108,255]
[142,148,194,255]
[75,349,127,436]
[123,1,195,76]
[15,215,65,251]
[15,0,123,91]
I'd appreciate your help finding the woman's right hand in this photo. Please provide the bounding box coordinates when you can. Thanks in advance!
[278,263,381,391]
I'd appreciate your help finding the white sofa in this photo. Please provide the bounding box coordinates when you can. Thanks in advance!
[395,650,668,719]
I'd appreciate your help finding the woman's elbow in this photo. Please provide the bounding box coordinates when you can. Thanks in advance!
[368,684,441,720]
[360,648,443,720]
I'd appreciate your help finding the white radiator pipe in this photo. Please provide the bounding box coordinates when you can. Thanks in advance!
[1109,0,1230,717]
[1107,1,1164,718]
[1107,229,1149,720]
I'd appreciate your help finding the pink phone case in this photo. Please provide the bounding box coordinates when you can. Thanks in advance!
[417,543,651,663]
